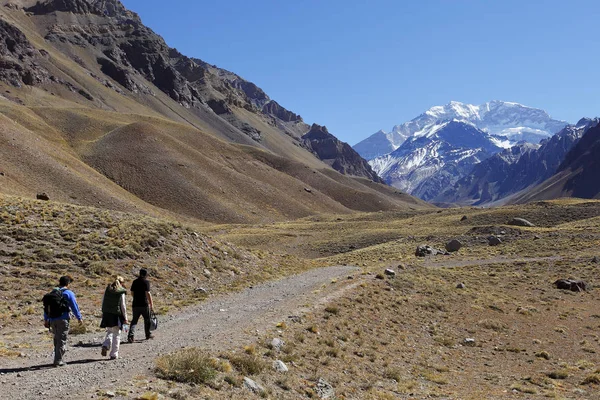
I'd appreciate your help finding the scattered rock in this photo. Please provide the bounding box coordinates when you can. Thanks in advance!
[203,268,211,277]
[273,360,288,372]
[315,377,335,399]
[534,235,541,240]
[487,236,502,246]
[415,245,449,257]
[288,315,302,324]
[508,217,535,227]
[304,187,312,193]
[271,338,285,352]
[194,287,207,294]
[243,377,264,394]
[105,391,116,398]
[384,268,396,277]
[456,283,466,289]
[445,239,462,253]
[592,256,599,264]
[36,193,50,201]
[460,215,468,221]
[554,279,588,292]
[463,338,476,346]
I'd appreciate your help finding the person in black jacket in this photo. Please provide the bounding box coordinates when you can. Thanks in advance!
[127,268,154,342]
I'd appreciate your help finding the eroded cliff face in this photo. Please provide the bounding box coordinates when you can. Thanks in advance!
[0,18,49,87]
[302,124,383,183]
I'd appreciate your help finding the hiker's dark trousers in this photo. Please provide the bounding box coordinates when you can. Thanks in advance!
[128,306,151,340]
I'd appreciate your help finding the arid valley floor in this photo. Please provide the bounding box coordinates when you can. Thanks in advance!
[2,196,600,399]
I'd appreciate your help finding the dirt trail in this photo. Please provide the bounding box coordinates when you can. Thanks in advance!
[0,265,361,400]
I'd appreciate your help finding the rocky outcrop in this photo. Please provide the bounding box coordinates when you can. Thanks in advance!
[27,0,133,19]
[302,124,383,182]
[0,19,49,87]
[262,100,302,122]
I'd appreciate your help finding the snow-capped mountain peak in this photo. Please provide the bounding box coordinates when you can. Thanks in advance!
[353,100,568,160]
[351,101,570,203]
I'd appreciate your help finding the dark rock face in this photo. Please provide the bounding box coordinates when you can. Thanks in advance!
[0,19,48,87]
[436,119,599,205]
[555,123,600,199]
[302,124,383,182]
[27,0,132,18]
[262,101,302,122]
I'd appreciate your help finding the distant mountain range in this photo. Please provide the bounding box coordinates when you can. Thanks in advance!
[511,120,600,203]
[353,101,570,203]
[436,118,599,206]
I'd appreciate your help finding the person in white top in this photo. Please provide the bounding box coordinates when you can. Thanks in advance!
[100,276,129,360]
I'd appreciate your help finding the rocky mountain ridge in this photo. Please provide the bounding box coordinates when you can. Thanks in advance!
[0,0,377,182]
[352,100,569,202]
[0,0,430,223]
[511,121,600,203]
[435,118,599,206]
[369,120,503,201]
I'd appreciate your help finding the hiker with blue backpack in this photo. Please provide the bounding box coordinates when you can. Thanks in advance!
[42,275,83,367]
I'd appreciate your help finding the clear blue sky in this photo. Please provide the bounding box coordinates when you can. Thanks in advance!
[120,0,599,145]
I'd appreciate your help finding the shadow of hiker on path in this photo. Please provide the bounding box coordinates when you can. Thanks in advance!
[0,358,105,374]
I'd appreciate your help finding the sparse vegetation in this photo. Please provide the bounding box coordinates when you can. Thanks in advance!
[5,197,600,398]
[155,348,218,384]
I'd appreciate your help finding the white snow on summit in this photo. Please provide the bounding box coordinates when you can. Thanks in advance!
[353,100,568,160]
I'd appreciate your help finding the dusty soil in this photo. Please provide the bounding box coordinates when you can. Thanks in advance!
[0,265,360,400]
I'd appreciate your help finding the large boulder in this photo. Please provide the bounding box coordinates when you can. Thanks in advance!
[554,279,588,292]
[487,235,502,246]
[445,239,462,252]
[508,218,535,227]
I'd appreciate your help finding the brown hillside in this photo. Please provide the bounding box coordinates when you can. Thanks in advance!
[0,1,431,223]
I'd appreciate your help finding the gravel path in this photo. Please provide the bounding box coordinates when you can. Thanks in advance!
[0,265,360,400]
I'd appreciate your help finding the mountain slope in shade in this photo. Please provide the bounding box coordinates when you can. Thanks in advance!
[370,120,502,200]
[435,118,599,206]
[353,100,568,160]
[0,0,430,223]
[512,121,600,203]
[302,124,383,183]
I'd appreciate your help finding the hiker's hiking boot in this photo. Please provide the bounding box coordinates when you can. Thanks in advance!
[53,361,66,367]
[127,336,134,343]
[110,356,118,360]
[101,346,108,357]
[146,334,154,340]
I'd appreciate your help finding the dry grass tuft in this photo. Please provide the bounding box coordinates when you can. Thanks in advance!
[155,348,218,384]
[226,353,267,376]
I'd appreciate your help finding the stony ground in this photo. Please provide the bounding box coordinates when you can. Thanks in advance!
[3,199,600,399]
[0,265,360,399]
